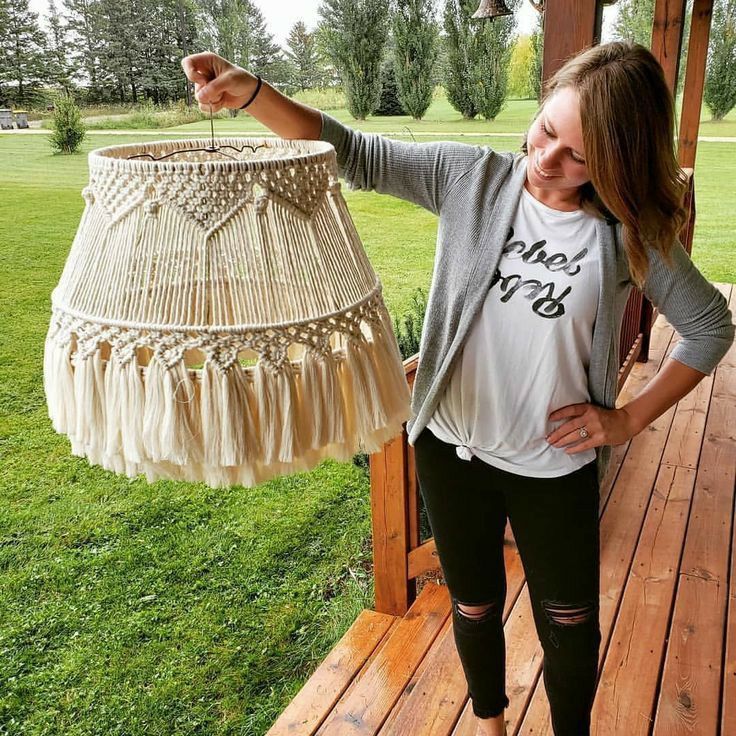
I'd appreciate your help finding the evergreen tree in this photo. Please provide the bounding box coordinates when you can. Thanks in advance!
[392,0,439,120]
[61,0,197,104]
[95,0,145,103]
[432,30,449,88]
[196,0,287,84]
[0,1,12,105]
[374,58,406,115]
[175,0,198,105]
[614,0,654,46]
[443,0,517,120]
[284,21,325,91]
[392,287,428,361]
[443,0,477,118]
[468,0,518,120]
[704,0,736,119]
[197,0,249,66]
[529,14,542,102]
[3,0,48,106]
[312,21,342,86]
[134,0,195,104]
[319,0,391,120]
[63,0,103,101]
[45,0,74,94]
[49,92,86,152]
[245,3,284,80]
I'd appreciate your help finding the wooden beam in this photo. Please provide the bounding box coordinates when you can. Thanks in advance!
[408,538,441,581]
[678,0,714,169]
[651,0,688,93]
[369,432,411,616]
[541,0,601,85]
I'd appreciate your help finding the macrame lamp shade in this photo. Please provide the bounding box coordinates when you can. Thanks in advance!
[43,137,412,488]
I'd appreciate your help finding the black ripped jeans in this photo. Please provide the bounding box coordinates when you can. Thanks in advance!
[414,426,601,736]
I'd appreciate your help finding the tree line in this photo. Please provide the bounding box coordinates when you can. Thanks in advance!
[0,0,537,119]
[0,0,733,122]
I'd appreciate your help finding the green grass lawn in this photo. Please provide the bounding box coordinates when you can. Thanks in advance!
[70,91,736,139]
[1,127,734,735]
[167,92,736,138]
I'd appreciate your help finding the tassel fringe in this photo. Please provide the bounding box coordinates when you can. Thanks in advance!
[43,325,411,488]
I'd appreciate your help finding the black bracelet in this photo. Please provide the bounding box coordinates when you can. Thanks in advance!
[239,75,263,110]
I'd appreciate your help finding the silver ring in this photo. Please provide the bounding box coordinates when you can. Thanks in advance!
[579,426,589,439]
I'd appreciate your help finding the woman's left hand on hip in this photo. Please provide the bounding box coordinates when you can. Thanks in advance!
[545,403,639,453]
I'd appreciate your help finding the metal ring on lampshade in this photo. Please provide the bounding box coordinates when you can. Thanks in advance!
[43,137,412,488]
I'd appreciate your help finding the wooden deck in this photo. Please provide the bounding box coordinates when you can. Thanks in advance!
[266,282,736,736]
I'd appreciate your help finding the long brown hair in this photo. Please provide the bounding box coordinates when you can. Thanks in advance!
[521,41,689,289]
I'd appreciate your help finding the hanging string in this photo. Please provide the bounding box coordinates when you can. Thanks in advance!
[209,103,215,150]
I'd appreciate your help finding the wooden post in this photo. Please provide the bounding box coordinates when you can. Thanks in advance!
[368,356,419,617]
[650,0,688,93]
[635,0,689,364]
[541,0,601,84]
[678,0,714,169]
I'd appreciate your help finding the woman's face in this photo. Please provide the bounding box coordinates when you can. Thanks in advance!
[526,87,591,192]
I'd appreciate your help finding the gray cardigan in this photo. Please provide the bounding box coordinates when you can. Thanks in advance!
[318,112,735,486]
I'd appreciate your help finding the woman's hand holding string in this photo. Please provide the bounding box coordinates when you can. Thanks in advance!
[180,51,322,139]
[181,51,257,113]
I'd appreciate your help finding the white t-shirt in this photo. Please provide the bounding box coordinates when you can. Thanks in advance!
[426,185,600,477]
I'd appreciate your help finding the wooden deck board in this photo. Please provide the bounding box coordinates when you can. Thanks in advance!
[266,610,398,735]
[315,581,450,735]
[267,283,735,736]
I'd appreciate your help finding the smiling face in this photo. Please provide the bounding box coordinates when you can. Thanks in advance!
[525,87,591,198]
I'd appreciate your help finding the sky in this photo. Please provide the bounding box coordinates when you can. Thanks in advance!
[29,1,558,44]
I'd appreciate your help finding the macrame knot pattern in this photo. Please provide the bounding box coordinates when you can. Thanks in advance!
[44,136,412,488]
[143,200,160,217]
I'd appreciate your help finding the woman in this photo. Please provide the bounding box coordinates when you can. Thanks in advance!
[182,42,734,736]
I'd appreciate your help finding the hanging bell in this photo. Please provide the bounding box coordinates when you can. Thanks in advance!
[472,0,514,20]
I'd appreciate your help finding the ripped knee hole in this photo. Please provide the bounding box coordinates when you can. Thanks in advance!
[454,599,501,621]
[542,600,597,626]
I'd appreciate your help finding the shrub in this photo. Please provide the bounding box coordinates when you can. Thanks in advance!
[292,86,346,111]
[392,287,428,360]
[48,94,86,154]
[77,100,209,130]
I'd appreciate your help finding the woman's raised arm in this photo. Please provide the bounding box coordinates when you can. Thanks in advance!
[181,51,495,215]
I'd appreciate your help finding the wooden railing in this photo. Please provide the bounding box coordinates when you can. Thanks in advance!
[618,168,695,387]
[368,170,697,617]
